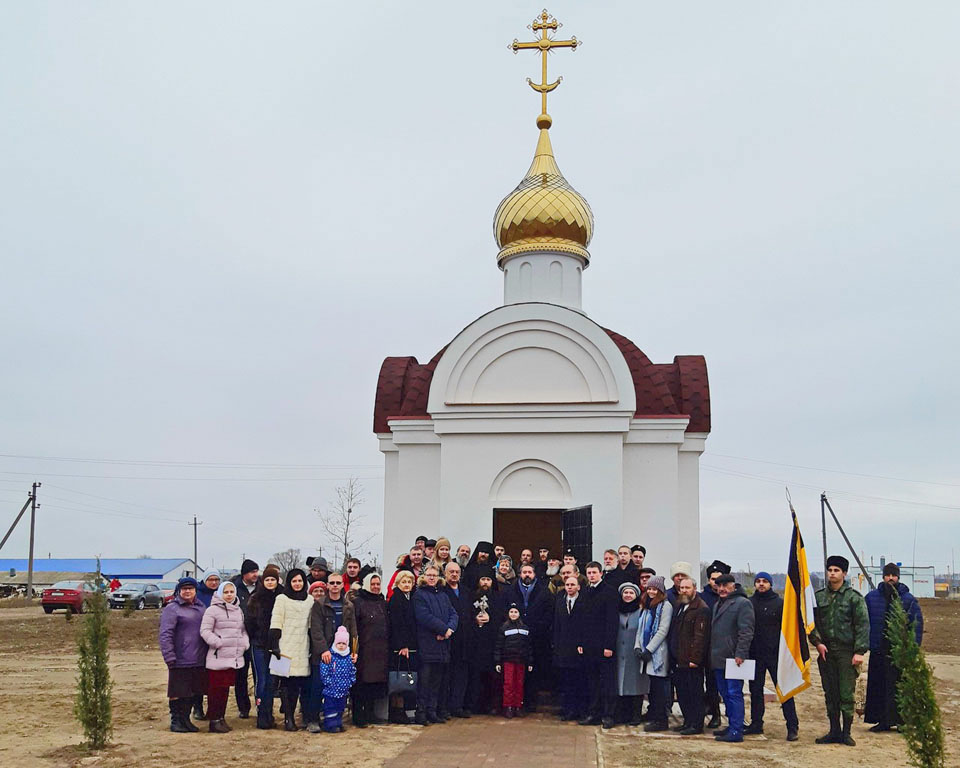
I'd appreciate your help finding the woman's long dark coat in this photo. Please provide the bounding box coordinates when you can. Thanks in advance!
[388,589,419,670]
[344,589,389,684]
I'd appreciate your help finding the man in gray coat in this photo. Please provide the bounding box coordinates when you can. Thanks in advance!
[709,574,755,743]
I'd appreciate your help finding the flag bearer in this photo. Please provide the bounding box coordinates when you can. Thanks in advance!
[809,555,869,747]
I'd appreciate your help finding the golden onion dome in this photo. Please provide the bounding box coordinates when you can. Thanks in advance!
[493,127,594,266]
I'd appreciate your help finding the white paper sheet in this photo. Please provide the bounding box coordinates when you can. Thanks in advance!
[269,654,292,677]
[724,658,755,681]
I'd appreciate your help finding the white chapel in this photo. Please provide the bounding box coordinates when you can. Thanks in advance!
[374,12,710,574]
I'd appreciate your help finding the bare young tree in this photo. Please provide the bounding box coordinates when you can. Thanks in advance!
[269,548,304,579]
[317,477,374,570]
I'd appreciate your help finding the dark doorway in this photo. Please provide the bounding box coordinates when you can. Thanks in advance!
[493,505,593,566]
[493,508,563,563]
[562,505,593,566]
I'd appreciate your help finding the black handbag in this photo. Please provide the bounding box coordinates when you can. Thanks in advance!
[388,654,417,695]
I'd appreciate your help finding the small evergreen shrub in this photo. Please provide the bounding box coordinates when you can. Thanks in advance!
[74,580,112,748]
[886,597,945,768]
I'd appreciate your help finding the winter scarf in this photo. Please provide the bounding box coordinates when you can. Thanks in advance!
[618,593,641,614]
[640,600,664,648]
[283,568,309,601]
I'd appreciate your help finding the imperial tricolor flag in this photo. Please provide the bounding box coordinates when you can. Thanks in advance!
[775,505,817,702]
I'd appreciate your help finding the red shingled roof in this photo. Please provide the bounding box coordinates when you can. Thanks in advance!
[373,329,709,434]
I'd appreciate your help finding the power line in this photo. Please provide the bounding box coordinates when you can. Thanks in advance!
[0,452,381,470]
[43,483,184,515]
[702,465,960,511]
[41,492,191,523]
[708,452,959,488]
[0,470,384,481]
[41,502,190,524]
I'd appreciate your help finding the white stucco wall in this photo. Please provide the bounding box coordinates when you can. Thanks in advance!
[378,302,706,571]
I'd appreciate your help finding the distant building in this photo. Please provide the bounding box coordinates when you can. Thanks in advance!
[0,558,201,587]
[848,561,935,599]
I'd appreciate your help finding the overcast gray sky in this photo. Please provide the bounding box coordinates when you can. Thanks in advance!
[2,2,957,575]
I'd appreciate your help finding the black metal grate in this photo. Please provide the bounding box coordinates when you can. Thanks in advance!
[562,505,593,565]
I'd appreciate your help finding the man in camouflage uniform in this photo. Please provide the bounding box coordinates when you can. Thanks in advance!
[808,555,869,746]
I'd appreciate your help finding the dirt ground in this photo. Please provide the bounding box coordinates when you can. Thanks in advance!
[1,599,958,768]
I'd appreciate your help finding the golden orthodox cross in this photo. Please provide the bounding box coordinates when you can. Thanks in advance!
[510,9,581,129]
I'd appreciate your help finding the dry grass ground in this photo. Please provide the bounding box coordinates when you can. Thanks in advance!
[0,599,957,767]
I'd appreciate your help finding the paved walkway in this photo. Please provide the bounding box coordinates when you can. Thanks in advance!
[383,713,598,767]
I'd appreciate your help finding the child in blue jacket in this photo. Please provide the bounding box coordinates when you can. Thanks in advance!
[320,626,356,732]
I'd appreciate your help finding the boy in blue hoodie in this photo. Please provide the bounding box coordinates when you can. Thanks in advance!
[319,626,356,732]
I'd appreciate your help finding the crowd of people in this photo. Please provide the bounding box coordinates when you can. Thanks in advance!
[157,538,924,748]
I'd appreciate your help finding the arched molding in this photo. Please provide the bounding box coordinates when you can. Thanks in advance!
[489,458,572,504]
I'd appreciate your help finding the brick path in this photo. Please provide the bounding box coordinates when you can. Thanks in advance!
[383,713,599,767]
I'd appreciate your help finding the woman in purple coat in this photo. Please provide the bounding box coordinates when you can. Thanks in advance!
[159,577,208,733]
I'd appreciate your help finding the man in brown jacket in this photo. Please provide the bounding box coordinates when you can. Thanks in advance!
[668,577,712,735]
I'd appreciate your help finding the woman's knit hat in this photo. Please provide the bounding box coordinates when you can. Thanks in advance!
[307,581,326,596]
[646,575,666,593]
[618,581,639,597]
[334,626,350,646]
[262,564,281,581]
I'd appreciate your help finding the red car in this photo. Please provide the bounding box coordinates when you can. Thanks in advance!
[41,580,96,614]
[158,581,179,606]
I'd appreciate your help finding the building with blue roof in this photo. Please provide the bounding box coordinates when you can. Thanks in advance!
[0,558,200,583]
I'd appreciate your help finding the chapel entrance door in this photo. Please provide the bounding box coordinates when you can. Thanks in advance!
[561,505,593,565]
[492,508,563,563]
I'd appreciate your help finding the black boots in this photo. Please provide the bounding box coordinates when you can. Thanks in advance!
[389,707,413,724]
[169,699,199,733]
[705,700,721,730]
[352,698,368,728]
[841,713,856,746]
[256,707,274,730]
[192,696,206,721]
[629,698,643,727]
[816,713,842,744]
[281,688,300,731]
[209,718,230,733]
[787,724,799,741]
[169,700,190,733]
[743,721,764,735]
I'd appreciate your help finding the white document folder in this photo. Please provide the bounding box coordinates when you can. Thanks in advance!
[269,654,292,677]
[724,658,756,681]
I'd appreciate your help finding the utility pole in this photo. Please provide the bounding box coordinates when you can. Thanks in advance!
[26,482,40,603]
[821,493,875,591]
[188,516,202,578]
[0,495,33,552]
[820,493,829,575]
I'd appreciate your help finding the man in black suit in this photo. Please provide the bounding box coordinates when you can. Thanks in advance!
[579,561,619,729]
[442,561,474,717]
[553,574,588,720]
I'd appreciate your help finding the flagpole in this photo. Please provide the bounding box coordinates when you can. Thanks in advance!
[777,488,814,703]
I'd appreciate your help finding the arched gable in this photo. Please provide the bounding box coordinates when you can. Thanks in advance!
[426,303,637,413]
